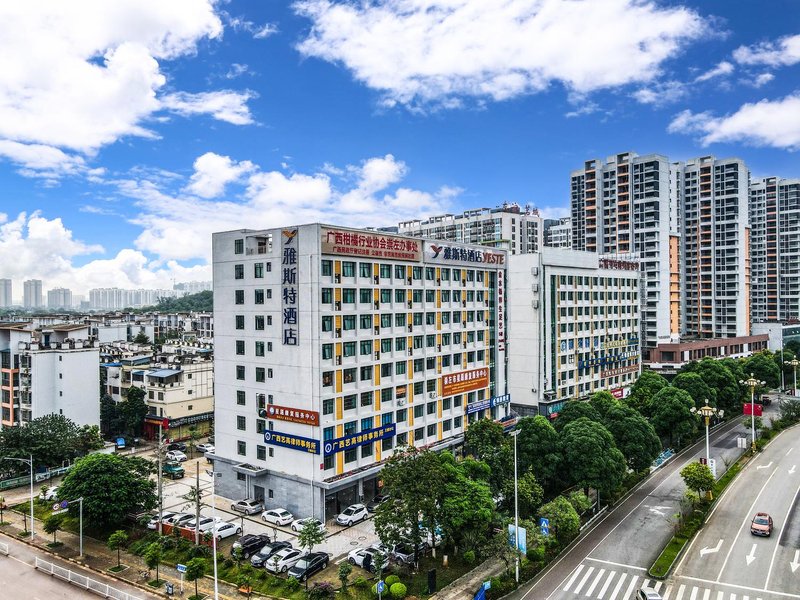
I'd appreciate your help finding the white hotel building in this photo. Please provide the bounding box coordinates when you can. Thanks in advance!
[212,224,509,519]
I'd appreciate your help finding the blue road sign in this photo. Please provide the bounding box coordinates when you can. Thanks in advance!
[539,517,550,536]
[176,563,187,574]
[60,500,69,509]
[377,580,386,594]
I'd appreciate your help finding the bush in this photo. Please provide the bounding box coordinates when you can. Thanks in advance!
[307,582,335,600]
[286,576,301,592]
[385,575,400,586]
[463,550,476,564]
[390,582,407,599]
[353,576,369,588]
[223,557,234,569]
[486,575,517,599]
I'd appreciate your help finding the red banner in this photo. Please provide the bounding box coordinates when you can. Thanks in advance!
[743,403,763,417]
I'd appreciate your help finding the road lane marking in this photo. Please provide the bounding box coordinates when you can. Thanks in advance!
[608,572,627,600]
[586,557,647,570]
[584,568,605,596]
[622,575,639,600]
[662,585,672,600]
[766,482,800,587]
[596,570,615,598]
[786,448,793,456]
[702,589,710,600]
[676,584,686,600]
[700,539,724,557]
[573,566,595,594]
[678,575,800,599]
[756,462,773,470]
[690,586,698,600]
[746,543,757,566]
[562,564,585,591]
[789,465,796,474]
[653,581,663,592]
[716,591,723,600]
[715,463,781,582]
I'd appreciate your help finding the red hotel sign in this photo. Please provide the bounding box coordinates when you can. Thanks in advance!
[441,367,489,397]
[321,227,422,262]
[265,404,320,427]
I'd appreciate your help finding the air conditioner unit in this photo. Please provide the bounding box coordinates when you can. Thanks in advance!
[336,356,342,365]
[408,348,413,356]
[428,392,437,399]
[335,274,341,283]
[374,275,379,284]
[407,277,412,285]
[531,387,537,393]
[335,328,342,337]
[532,283,539,292]
[533,300,540,309]
[532,267,539,275]
[374,326,380,335]
[408,301,413,309]
[335,301,341,310]
[375,351,380,360]
[408,324,413,332]
[397,398,407,406]
[374,301,380,309]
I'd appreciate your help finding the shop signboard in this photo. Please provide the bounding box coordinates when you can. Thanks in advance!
[323,424,396,456]
[424,242,505,267]
[466,394,511,415]
[264,404,319,427]
[321,227,421,262]
[281,228,300,346]
[441,367,489,397]
[263,430,320,454]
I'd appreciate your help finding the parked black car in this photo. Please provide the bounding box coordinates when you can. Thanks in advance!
[366,494,388,512]
[231,534,271,559]
[250,540,292,567]
[167,442,187,452]
[287,552,329,582]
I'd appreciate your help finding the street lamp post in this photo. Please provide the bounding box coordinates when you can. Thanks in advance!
[739,373,765,452]
[789,359,800,397]
[691,400,723,498]
[210,469,221,600]
[510,429,520,584]
[1,455,34,539]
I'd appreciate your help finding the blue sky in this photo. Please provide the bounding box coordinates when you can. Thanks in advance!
[1,0,799,297]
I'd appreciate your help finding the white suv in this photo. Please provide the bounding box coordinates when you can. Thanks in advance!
[336,503,369,526]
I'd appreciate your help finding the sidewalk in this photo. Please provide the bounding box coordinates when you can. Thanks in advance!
[0,505,244,599]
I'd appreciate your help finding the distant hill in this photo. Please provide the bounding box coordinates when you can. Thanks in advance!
[149,290,212,312]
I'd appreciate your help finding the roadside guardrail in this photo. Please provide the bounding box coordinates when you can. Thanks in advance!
[34,556,143,600]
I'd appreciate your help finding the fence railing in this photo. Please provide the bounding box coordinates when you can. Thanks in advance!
[0,465,73,491]
[34,557,144,600]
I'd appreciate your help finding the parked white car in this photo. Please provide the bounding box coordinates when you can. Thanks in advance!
[212,521,242,541]
[38,486,58,501]
[262,508,294,526]
[196,443,215,454]
[230,499,263,515]
[347,546,384,573]
[165,450,187,462]
[264,547,307,573]
[185,516,222,532]
[166,513,194,527]
[336,503,369,526]
[290,517,327,533]
[147,511,177,530]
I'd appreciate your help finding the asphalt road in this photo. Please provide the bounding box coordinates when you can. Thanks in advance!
[0,534,157,599]
[670,424,800,600]
[509,415,753,600]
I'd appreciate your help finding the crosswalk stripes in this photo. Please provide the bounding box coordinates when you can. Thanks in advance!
[559,563,767,600]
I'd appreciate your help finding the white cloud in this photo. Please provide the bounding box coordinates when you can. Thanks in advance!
[752,72,775,87]
[225,15,279,39]
[294,0,709,108]
[185,152,254,198]
[733,34,800,67]
[253,24,279,39]
[0,140,87,177]
[0,1,254,175]
[160,90,256,125]
[632,80,688,106]
[694,60,734,82]
[226,63,250,79]
[668,93,800,149]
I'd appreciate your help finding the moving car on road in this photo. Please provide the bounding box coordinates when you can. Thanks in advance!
[232,534,271,559]
[230,499,264,515]
[286,552,329,582]
[336,503,369,526]
[751,512,773,536]
[265,547,307,573]
[250,540,292,567]
[262,508,294,526]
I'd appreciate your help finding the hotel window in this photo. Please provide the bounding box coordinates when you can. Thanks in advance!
[254,262,264,278]
[234,239,244,254]
[256,445,266,461]
[321,316,333,332]
[414,405,423,419]
[412,289,423,303]
[344,420,357,435]
[413,266,422,280]
[343,288,356,304]
[426,312,435,325]
[381,388,393,403]
[427,401,436,415]
[427,424,437,437]
[237,416,246,430]
[425,267,435,281]
[343,315,356,330]
[361,392,373,407]
[453,269,461,281]
[321,288,333,304]
[343,341,356,357]
[236,366,245,380]
[425,290,435,303]
[234,264,244,279]
[257,420,265,434]
[344,395,357,410]
[382,437,393,451]
[466,269,475,282]
[381,363,392,377]
[323,398,334,415]
[235,290,245,305]
[235,315,245,330]
[255,316,265,330]
[396,408,407,422]
[342,261,356,277]
[426,335,435,348]
[382,412,393,425]
[255,367,265,382]
[395,289,405,303]
[344,448,357,463]
[321,260,332,276]
[359,289,371,304]
[361,417,374,431]
[360,340,372,356]
[395,337,406,351]
[359,315,371,330]
[380,289,392,303]
[359,262,371,278]
[343,368,356,383]
[395,313,406,327]
[442,290,451,302]
[360,365,372,381]
[414,427,424,441]
[361,444,373,458]
[413,336,423,349]
[381,314,392,328]
[237,441,246,456]
[236,390,246,406]
[443,397,451,410]
[381,338,392,353]
[394,265,404,280]
[443,419,452,432]
[254,289,264,304]
[397,432,408,446]
[380,264,391,279]
[395,362,406,375]
[441,269,450,281]
[322,344,333,360]
[235,340,245,355]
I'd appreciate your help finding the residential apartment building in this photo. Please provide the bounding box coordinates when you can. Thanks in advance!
[47,287,73,310]
[89,287,177,310]
[174,281,212,295]
[212,224,508,520]
[0,279,12,308]
[508,250,640,417]
[681,156,750,339]
[750,177,800,323]
[544,217,572,248]
[570,152,679,357]
[23,279,43,309]
[399,203,543,255]
[0,322,99,427]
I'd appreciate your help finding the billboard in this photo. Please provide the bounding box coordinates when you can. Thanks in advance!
[264,404,319,427]
[424,242,505,267]
[323,423,396,456]
[321,227,422,262]
[263,430,320,454]
[441,367,489,397]
[465,394,511,415]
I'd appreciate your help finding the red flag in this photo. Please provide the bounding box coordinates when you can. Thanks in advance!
[743,403,763,417]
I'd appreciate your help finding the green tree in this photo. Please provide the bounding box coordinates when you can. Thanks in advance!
[588,391,619,420]
[672,372,717,408]
[297,518,326,554]
[0,413,89,472]
[187,426,201,458]
[57,453,156,532]
[775,348,795,386]
[143,541,162,583]
[133,331,151,345]
[538,495,580,546]
[680,462,715,501]
[100,395,124,437]
[743,351,781,390]
[683,358,741,413]
[438,453,495,550]
[779,398,800,424]
[237,567,254,599]
[76,425,104,454]
[552,400,600,432]
[501,470,543,518]
[625,370,669,416]
[338,561,352,590]
[185,557,207,599]
[561,418,626,496]
[650,387,697,447]
[120,386,148,437]
[107,529,128,568]
[482,529,518,576]
[516,416,562,495]
[43,513,65,545]
[464,418,512,495]
[603,404,662,471]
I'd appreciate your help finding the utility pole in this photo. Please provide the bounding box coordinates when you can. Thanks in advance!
[157,420,164,536]
[195,468,200,545]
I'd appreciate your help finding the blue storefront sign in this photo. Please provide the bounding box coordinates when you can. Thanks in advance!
[324,423,396,456]
[466,394,511,415]
[263,430,320,454]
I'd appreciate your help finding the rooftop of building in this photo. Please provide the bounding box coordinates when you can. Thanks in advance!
[398,202,541,226]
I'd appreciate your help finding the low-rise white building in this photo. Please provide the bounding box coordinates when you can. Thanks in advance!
[507,249,641,417]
